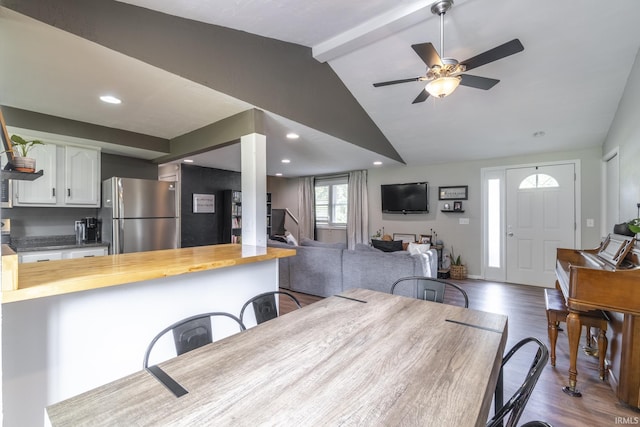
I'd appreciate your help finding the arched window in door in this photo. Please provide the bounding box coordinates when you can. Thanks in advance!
[518,173,559,189]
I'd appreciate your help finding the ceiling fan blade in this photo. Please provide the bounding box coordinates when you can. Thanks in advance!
[460,39,524,72]
[373,77,422,87]
[412,89,430,104]
[459,74,500,90]
[411,43,442,69]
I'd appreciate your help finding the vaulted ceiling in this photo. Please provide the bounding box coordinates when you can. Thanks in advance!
[2,0,640,176]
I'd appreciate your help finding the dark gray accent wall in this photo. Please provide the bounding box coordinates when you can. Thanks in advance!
[3,0,404,164]
[156,109,265,164]
[180,164,240,247]
[1,106,169,153]
[101,153,158,181]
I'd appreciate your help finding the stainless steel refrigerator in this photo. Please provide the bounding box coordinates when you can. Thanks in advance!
[100,177,179,254]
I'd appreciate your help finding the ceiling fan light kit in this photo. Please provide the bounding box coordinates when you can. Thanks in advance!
[426,75,461,98]
[372,0,524,103]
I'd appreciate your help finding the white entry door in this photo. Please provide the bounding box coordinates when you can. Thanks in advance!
[506,164,576,286]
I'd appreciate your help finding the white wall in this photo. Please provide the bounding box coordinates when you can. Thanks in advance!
[603,48,640,221]
[368,148,602,277]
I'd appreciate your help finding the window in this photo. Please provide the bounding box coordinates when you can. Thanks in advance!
[518,173,559,189]
[315,176,348,227]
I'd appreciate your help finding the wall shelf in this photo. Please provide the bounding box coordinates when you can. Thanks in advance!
[441,209,465,213]
[1,170,43,181]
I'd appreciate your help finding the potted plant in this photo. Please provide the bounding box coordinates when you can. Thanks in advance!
[449,246,467,279]
[9,134,44,172]
[629,219,640,235]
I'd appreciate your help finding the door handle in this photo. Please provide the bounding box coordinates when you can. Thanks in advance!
[507,232,514,237]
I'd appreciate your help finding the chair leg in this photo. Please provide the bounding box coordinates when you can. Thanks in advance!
[548,320,559,367]
[585,326,592,348]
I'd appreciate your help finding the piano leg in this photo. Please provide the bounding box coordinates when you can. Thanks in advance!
[597,328,608,380]
[563,311,583,397]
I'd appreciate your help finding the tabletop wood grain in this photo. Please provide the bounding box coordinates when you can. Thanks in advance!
[2,244,295,303]
[47,288,508,427]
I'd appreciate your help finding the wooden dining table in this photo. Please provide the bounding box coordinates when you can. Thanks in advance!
[46,288,508,427]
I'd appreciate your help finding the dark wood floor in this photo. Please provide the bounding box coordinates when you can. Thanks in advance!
[280,280,640,426]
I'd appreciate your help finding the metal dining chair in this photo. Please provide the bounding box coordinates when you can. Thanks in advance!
[240,290,301,327]
[487,337,549,427]
[143,312,246,369]
[390,276,469,308]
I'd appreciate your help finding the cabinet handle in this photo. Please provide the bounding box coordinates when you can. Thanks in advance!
[68,188,71,197]
[52,188,55,197]
[36,259,50,262]
[83,255,95,258]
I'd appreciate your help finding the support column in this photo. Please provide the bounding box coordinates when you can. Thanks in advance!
[241,133,267,246]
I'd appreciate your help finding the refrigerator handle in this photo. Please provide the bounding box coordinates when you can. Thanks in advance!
[115,218,124,254]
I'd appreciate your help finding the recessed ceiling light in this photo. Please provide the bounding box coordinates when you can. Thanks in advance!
[532,131,546,138]
[183,159,194,163]
[275,173,283,176]
[100,95,122,104]
[373,161,383,166]
[286,133,299,139]
[281,159,291,164]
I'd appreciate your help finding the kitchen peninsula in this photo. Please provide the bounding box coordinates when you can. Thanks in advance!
[1,244,295,427]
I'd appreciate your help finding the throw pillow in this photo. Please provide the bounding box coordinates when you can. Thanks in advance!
[371,239,404,252]
[285,232,299,246]
[407,242,431,255]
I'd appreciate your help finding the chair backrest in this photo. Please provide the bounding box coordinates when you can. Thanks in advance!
[143,312,245,369]
[240,291,301,326]
[487,337,550,427]
[390,276,469,308]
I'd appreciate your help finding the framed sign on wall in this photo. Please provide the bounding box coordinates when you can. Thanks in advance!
[193,193,215,213]
[439,185,468,200]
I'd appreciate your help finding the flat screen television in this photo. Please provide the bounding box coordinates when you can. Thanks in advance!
[381,182,429,214]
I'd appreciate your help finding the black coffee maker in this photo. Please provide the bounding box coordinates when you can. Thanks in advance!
[83,217,101,243]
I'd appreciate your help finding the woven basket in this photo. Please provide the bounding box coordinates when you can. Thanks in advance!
[450,265,467,280]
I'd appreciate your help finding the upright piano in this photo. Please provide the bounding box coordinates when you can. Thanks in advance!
[555,233,640,408]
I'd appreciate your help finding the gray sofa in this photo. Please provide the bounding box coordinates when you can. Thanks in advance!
[268,238,438,298]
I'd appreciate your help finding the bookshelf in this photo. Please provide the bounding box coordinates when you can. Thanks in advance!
[222,190,272,243]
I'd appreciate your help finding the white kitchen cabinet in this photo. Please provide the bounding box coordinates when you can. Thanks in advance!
[13,143,57,205]
[19,250,63,263]
[13,143,101,207]
[19,246,108,263]
[63,247,108,259]
[64,145,100,205]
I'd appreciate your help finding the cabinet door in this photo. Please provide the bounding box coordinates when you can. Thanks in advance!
[65,146,100,206]
[63,247,108,259]
[19,251,63,263]
[13,144,58,205]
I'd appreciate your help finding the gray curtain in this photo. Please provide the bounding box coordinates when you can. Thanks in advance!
[298,177,315,240]
[347,170,368,250]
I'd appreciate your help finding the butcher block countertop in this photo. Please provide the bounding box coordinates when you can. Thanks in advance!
[1,244,295,304]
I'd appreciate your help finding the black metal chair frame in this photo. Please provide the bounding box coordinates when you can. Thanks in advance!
[390,276,469,308]
[239,290,301,326]
[143,312,246,369]
[487,337,550,427]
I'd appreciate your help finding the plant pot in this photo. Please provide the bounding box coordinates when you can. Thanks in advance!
[13,156,36,173]
[450,264,467,280]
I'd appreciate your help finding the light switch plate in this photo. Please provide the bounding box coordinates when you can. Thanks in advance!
[586,219,594,227]
[459,218,470,225]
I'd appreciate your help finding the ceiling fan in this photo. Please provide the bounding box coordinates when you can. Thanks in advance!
[373,0,524,103]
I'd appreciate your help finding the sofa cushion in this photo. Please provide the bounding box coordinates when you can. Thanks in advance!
[342,250,422,295]
[300,237,347,249]
[371,239,404,252]
[288,245,343,297]
[354,243,382,252]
